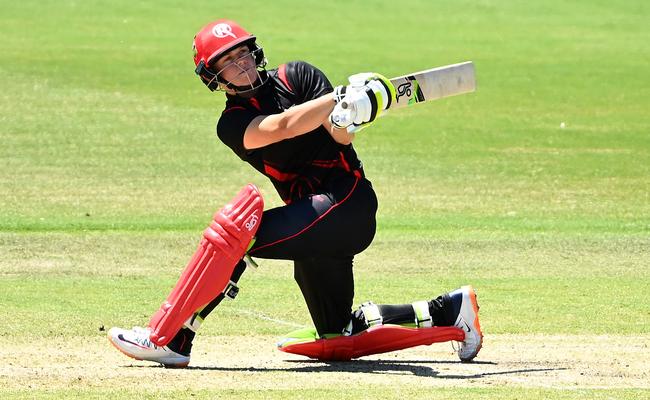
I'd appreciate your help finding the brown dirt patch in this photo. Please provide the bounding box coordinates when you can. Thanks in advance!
[1,334,648,391]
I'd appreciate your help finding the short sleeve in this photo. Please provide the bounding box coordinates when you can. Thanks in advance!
[216,106,258,160]
[285,61,334,103]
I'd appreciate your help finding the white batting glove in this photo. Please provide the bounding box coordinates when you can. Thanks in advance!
[328,90,375,133]
[329,101,354,129]
[332,85,348,103]
[347,72,396,112]
[329,73,396,132]
[329,85,374,127]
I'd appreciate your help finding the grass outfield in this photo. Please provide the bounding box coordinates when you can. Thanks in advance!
[1,0,649,398]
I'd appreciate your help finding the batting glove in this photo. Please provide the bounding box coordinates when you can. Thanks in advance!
[332,85,348,103]
[329,100,355,129]
[347,72,396,112]
[329,72,396,133]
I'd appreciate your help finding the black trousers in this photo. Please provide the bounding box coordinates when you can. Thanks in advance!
[249,174,378,335]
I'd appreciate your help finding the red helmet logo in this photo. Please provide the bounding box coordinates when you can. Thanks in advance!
[212,23,237,39]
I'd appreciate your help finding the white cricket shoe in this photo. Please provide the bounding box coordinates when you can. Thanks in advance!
[108,326,190,368]
[449,285,483,362]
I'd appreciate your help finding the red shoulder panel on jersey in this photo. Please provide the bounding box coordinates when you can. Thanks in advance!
[278,64,294,93]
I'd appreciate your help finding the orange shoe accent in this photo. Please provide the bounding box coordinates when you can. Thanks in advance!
[466,285,483,359]
[108,333,143,361]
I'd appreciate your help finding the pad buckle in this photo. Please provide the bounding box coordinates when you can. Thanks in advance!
[415,315,433,328]
[360,301,383,327]
[224,281,239,300]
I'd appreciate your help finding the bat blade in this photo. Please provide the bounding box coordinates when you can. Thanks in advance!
[389,61,476,109]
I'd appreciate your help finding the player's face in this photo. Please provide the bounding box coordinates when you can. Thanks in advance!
[212,45,258,88]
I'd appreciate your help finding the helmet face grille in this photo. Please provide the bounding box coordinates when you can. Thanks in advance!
[195,47,268,94]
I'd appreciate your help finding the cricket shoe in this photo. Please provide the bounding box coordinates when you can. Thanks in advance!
[448,285,483,362]
[108,326,190,368]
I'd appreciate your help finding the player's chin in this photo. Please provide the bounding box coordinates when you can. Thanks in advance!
[246,69,260,84]
[237,67,259,85]
[225,68,260,92]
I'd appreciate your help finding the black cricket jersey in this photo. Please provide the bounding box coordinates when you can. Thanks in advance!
[216,61,363,203]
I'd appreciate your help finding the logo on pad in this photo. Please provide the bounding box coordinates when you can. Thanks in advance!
[245,210,259,231]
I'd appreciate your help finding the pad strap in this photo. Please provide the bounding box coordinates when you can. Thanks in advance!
[183,313,204,332]
[342,320,354,336]
[359,301,383,327]
[182,280,239,332]
[412,300,433,328]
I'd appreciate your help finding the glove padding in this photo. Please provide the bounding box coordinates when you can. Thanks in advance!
[329,91,367,130]
[347,72,395,112]
[329,72,396,132]
[332,85,348,103]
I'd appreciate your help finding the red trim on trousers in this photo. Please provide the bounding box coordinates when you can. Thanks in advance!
[311,159,341,168]
[251,176,360,253]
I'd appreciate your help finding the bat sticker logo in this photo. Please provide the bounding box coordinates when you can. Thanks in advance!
[396,77,424,104]
[396,82,412,103]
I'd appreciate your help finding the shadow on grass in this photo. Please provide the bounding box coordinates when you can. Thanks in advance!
[131,359,564,379]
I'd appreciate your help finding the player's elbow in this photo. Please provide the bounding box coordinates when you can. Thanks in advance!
[262,113,295,140]
[274,115,294,139]
[252,114,294,144]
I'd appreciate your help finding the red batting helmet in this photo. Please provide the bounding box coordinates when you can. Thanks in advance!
[192,19,267,92]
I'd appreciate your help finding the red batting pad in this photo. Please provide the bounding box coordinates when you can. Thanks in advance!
[278,324,465,361]
[148,184,263,346]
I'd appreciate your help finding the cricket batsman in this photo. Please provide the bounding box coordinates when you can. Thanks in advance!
[108,19,483,367]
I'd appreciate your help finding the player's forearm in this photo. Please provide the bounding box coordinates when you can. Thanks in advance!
[243,93,354,149]
[259,94,334,139]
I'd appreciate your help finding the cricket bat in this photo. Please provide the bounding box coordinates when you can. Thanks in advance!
[389,61,476,109]
[340,61,476,132]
